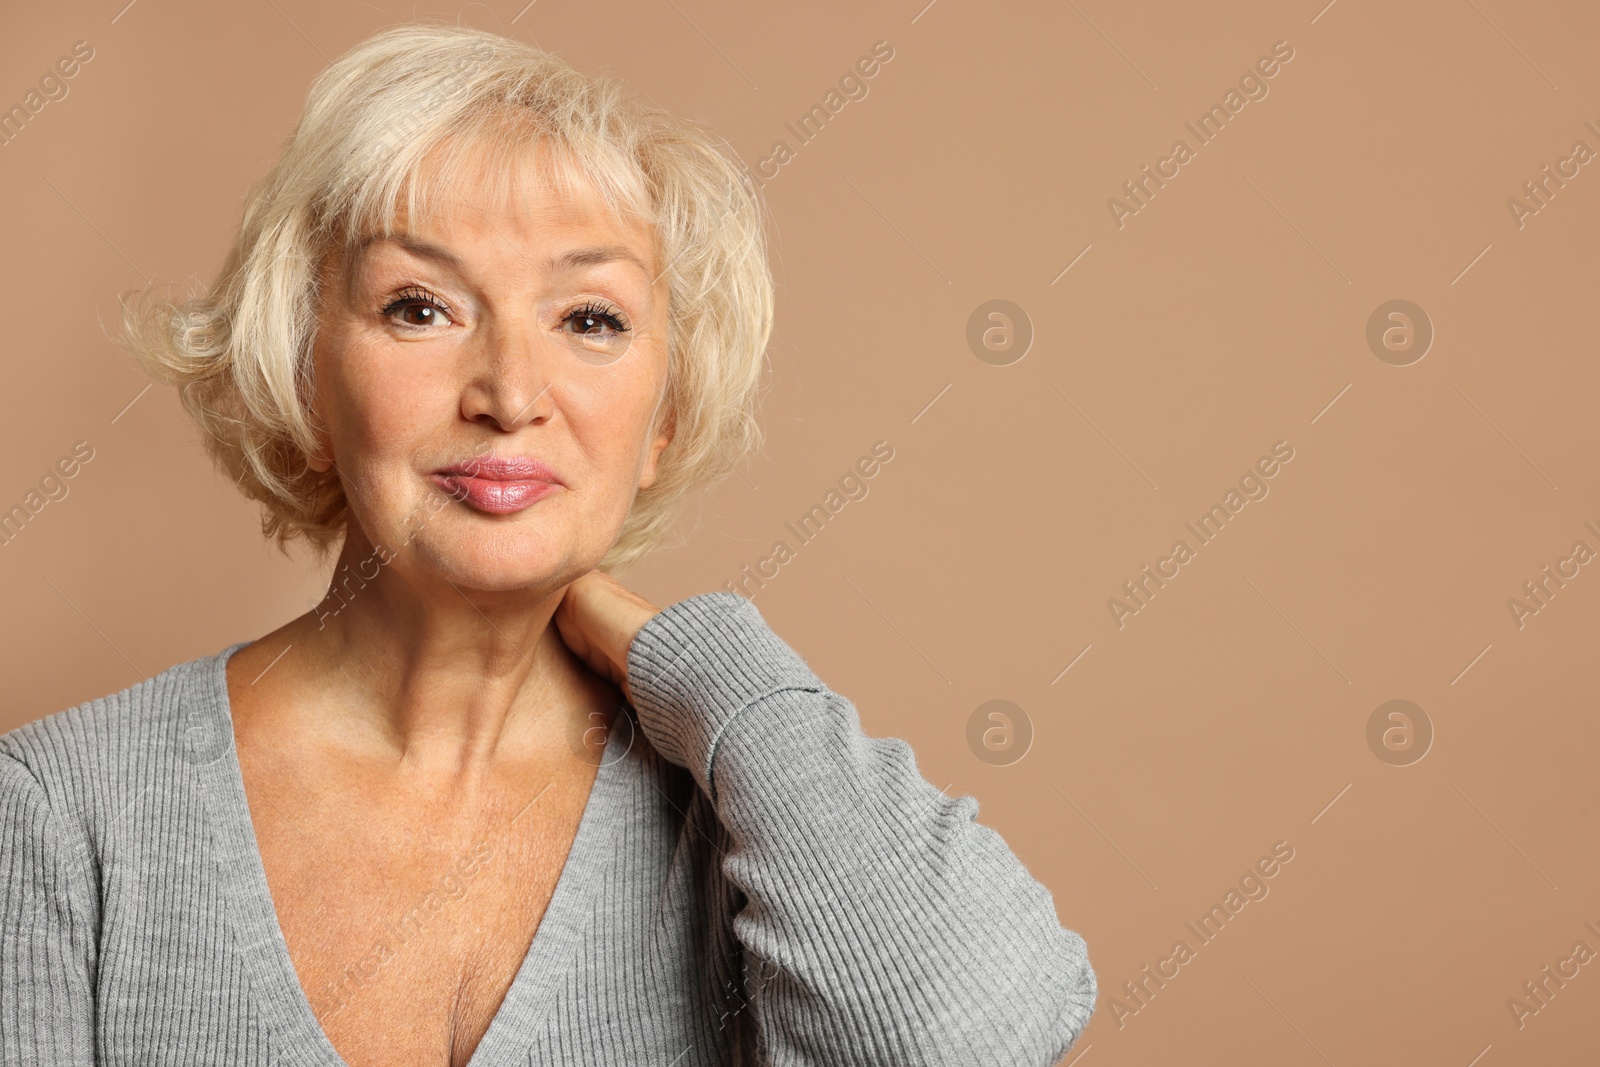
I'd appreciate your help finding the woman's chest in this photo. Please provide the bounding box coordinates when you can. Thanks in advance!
[238,756,600,1066]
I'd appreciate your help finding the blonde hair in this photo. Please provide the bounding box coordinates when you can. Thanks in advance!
[119,21,772,570]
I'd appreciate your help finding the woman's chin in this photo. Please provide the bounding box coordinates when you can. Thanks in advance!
[417,533,583,596]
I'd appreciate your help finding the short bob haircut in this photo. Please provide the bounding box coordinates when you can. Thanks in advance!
[120,22,772,571]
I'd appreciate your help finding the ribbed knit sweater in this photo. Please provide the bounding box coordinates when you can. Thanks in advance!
[0,591,1097,1065]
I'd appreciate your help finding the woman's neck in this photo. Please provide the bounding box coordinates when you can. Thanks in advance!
[230,540,611,785]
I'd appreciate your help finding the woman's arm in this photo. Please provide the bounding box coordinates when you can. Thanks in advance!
[624,592,1097,1067]
[0,751,98,1065]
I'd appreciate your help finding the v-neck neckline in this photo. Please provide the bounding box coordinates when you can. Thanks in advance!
[187,639,635,1067]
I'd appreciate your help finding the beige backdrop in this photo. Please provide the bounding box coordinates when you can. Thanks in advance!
[3,1,1597,1063]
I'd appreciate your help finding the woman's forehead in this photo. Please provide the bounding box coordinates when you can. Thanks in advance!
[394,127,646,227]
[350,136,657,262]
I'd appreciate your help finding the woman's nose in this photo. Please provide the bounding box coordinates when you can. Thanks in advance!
[459,318,555,431]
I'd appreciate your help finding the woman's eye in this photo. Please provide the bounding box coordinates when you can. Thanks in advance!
[395,304,441,327]
[560,302,633,366]
[380,289,451,329]
[563,303,630,337]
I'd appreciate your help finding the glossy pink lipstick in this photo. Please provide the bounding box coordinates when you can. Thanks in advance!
[430,456,563,515]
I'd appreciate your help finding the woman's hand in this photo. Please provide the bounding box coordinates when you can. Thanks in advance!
[554,570,662,707]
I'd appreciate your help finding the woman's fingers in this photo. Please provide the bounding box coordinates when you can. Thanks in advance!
[555,571,661,705]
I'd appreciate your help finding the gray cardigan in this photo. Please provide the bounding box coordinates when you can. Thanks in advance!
[0,591,1096,1065]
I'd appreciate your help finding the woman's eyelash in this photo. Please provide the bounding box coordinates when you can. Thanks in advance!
[565,301,631,333]
[377,291,630,333]
[379,286,451,326]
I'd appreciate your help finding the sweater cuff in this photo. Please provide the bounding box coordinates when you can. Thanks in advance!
[625,592,824,800]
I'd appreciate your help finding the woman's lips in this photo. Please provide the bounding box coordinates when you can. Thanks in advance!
[429,473,560,514]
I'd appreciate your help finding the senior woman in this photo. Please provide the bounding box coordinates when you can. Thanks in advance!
[0,23,1095,1067]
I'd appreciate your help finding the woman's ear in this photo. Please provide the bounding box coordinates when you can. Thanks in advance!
[637,407,675,490]
[303,258,341,475]
[304,397,335,473]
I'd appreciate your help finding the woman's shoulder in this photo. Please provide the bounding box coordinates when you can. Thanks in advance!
[0,640,246,822]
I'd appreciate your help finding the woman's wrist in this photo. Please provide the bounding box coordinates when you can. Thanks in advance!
[624,592,823,800]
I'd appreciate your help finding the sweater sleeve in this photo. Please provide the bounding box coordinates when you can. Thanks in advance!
[0,752,98,1066]
[626,592,1097,1066]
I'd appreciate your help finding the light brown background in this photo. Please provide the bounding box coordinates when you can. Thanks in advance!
[3,1,1596,1063]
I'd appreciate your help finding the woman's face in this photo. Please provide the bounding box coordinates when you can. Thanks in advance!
[307,146,672,596]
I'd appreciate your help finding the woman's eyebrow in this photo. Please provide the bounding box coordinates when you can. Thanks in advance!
[358,234,465,273]
[545,245,650,276]
[360,236,648,278]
